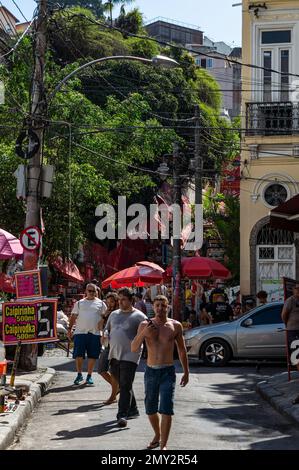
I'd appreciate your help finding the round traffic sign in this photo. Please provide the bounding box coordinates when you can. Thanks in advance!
[20,226,42,251]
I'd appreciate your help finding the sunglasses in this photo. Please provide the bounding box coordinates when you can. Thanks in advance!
[87,289,96,293]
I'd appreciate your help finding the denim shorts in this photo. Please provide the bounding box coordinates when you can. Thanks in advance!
[144,365,176,416]
[73,333,101,359]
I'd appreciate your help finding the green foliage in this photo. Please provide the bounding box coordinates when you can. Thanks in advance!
[0,7,240,259]
[194,68,221,110]
[48,7,130,64]
[203,189,240,284]
[60,1,105,17]
[115,8,144,35]
[104,0,134,25]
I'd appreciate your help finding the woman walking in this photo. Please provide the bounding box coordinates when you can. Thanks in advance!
[98,292,120,404]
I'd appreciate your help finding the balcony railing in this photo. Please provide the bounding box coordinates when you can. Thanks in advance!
[246,102,299,136]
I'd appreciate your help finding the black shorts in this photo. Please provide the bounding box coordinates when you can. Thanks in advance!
[287,330,299,366]
[98,346,109,373]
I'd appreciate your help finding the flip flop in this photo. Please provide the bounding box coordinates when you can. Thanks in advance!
[147,440,160,449]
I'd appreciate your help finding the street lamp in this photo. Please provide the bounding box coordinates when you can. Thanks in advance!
[49,55,179,101]
[157,145,183,322]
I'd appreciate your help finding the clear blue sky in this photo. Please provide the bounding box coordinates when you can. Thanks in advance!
[2,0,242,46]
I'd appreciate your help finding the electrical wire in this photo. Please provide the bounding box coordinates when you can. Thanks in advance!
[68,11,299,80]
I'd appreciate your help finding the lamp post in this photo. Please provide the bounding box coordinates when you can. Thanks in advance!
[49,55,178,101]
[157,143,183,322]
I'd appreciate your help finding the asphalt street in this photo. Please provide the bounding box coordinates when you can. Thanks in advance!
[9,352,299,450]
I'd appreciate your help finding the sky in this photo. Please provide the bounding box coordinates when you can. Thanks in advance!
[2,0,242,46]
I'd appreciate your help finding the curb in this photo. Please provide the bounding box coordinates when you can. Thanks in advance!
[256,375,299,428]
[0,367,56,450]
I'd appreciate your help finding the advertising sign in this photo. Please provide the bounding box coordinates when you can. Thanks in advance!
[15,270,42,299]
[2,299,57,345]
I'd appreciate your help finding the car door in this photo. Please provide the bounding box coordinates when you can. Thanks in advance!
[236,304,285,358]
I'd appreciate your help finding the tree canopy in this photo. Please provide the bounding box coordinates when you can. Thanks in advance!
[0,6,239,259]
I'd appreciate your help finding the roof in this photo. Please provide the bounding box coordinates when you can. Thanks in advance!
[0,6,19,23]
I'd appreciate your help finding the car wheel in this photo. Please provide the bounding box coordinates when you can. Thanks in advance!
[201,338,231,367]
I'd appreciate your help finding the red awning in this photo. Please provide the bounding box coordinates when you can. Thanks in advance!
[51,257,84,283]
[269,195,299,232]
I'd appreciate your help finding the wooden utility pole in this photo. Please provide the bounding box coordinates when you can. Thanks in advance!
[19,0,48,371]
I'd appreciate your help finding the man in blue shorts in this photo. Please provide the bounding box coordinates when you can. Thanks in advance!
[131,295,189,450]
[68,283,106,385]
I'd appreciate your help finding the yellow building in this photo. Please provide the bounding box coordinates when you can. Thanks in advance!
[241,0,299,301]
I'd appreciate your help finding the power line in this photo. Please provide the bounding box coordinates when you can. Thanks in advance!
[68,11,299,81]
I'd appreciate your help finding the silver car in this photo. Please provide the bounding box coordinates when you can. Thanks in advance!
[184,302,286,366]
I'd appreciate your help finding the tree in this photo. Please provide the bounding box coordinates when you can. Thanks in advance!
[0,41,177,257]
[104,0,134,26]
[203,189,240,284]
[61,1,105,17]
[115,7,143,35]
[48,7,130,65]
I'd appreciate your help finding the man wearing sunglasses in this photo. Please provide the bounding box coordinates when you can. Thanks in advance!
[68,283,106,385]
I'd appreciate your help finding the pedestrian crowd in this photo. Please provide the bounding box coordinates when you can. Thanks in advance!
[66,283,189,450]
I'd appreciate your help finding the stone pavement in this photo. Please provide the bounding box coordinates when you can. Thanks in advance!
[2,346,299,450]
[0,365,55,450]
[256,370,299,426]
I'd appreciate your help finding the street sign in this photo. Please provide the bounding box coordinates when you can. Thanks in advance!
[20,226,41,251]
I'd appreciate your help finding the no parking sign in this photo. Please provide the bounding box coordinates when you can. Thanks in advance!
[20,226,41,251]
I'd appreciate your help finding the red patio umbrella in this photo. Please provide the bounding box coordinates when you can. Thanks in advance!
[0,229,23,260]
[102,263,164,289]
[164,257,231,280]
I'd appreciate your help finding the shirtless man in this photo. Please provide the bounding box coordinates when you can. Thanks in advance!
[131,295,189,450]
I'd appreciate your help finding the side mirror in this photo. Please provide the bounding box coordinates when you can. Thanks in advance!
[243,318,253,327]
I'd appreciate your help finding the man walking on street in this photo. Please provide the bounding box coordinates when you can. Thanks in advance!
[68,283,106,385]
[282,283,299,404]
[131,295,189,450]
[105,287,147,427]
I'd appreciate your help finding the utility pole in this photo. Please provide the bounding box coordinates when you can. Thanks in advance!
[194,104,202,208]
[172,142,182,322]
[19,0,48,371]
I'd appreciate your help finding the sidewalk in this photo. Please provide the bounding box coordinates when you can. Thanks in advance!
[256,371,299,426]
[0,366,56,450]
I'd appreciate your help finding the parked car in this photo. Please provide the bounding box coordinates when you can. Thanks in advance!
[184,302,286,366]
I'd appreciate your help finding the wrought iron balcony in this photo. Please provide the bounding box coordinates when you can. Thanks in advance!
[246,102,299,136]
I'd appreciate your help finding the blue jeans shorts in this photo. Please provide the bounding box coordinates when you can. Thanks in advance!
[73,333,101,359]
[144,365,176,416]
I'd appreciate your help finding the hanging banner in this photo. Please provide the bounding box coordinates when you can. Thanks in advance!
[15,270,42,299]
[2,299,57,345]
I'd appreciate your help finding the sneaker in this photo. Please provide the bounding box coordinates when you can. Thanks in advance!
[85,375,94,386]
[117,417,127,428]
[73,373,84,385]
